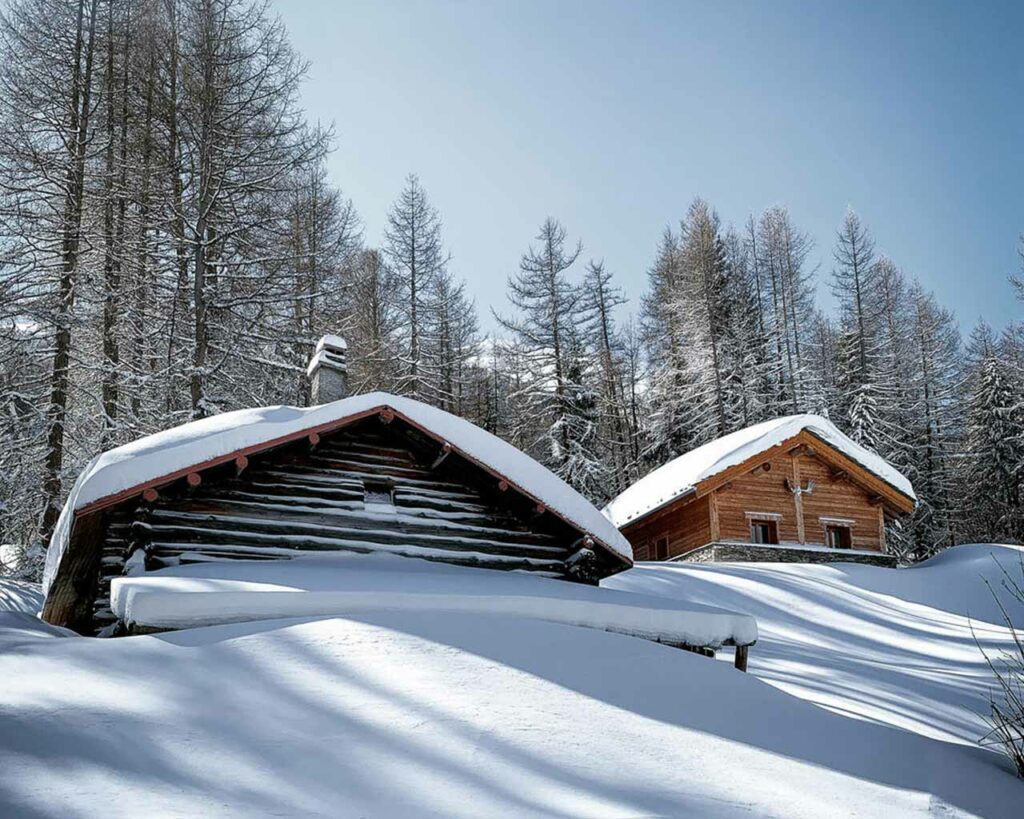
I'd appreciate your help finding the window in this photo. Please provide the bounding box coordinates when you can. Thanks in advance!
[826,525,852,550]
[654,537,669,561]
[750,519,779,545]
[364,480,394,507]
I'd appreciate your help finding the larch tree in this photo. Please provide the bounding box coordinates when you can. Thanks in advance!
[383,173,446,399]
[494,218,583,484]
[579,259,632,492]
[0,0,101,538]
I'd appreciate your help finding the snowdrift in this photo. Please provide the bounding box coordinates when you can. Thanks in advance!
[605,544,1024,748]
[1,609,1021,817]
[110,553,757,648]
[0,578,43,616]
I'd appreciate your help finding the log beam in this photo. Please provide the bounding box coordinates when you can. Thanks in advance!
[431,442,452,469]
[734,644,750,672]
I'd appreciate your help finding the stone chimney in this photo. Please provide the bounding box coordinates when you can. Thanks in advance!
[307,334,348,405]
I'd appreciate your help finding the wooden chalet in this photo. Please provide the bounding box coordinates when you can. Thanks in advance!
[42,336,632,635]
[603,416,916,567]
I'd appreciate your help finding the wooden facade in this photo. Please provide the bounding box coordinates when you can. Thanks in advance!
[43,411,630,635]
[619,430,915,564]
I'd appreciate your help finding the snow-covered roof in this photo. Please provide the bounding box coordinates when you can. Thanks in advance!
[44,392,631,594]
[603,414,916,529]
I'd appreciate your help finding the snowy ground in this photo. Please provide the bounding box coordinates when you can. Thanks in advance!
[0,577,42,615]
[2,547,1023,817]
[605,543,1024,748]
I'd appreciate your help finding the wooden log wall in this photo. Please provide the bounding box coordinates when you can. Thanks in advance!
[91,419,583,634]
[619,443,894,563]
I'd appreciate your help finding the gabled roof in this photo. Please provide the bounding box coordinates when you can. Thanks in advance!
[602,414,916,529]
[43,392,632,596]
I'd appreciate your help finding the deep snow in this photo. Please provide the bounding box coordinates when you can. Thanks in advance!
[0,578,42,615]
[44,391,632,594]
[605,544,1024,748]
[4,546,1023,817]
[1,608,1020,817]
[602,413,916,527]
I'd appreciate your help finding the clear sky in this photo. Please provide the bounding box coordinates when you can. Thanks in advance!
[274,0,1024,333]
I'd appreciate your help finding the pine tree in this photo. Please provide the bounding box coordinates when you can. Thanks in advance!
[903,282,962,557]
[960,323,1024,542]
[831,208,880,437]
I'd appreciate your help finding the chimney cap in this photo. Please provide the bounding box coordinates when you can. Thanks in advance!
[306,334,348,380]
[315,334,347,354]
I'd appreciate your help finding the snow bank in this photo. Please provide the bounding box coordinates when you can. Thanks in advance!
[110,553,756,648]
[604,544,1024,748]
[1,610,1019,817]
[44,392,632,594]
[0,578,44,615]
[603,413,916,527]
[844,543,1024,627]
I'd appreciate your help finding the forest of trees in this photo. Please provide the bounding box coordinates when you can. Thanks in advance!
[1,0,1022,577]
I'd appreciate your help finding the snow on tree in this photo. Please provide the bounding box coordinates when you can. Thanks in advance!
[383,173,447,399]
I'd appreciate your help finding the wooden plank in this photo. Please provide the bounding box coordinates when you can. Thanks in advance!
[709,491,720,542]
[793,455,805,544]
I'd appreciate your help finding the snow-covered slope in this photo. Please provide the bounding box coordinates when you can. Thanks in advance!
[603,413,916,527]
[605,544,1024,747]
[109,553,757,647]
[44,392,631,594]
[1,610,1020,817]
[0,577,43,615]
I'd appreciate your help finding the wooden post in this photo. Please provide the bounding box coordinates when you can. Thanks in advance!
[792,456,805,544]
[877,505,887,553]
[734,644,749,672]
[709,490,720,541]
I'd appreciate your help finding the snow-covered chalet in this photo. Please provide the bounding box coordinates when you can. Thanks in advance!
[41,336,634,635]
[603,417,916,567]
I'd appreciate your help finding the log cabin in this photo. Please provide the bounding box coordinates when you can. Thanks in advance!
[41,336,633,635]
[603,416,916,567]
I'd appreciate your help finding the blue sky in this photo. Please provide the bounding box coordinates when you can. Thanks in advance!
[275,0,1024,333]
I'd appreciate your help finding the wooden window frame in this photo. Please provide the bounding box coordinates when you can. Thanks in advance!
[819,517,855,550]
[749,519,779,545]
[654,536,669,561]
[825,524,853,550]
